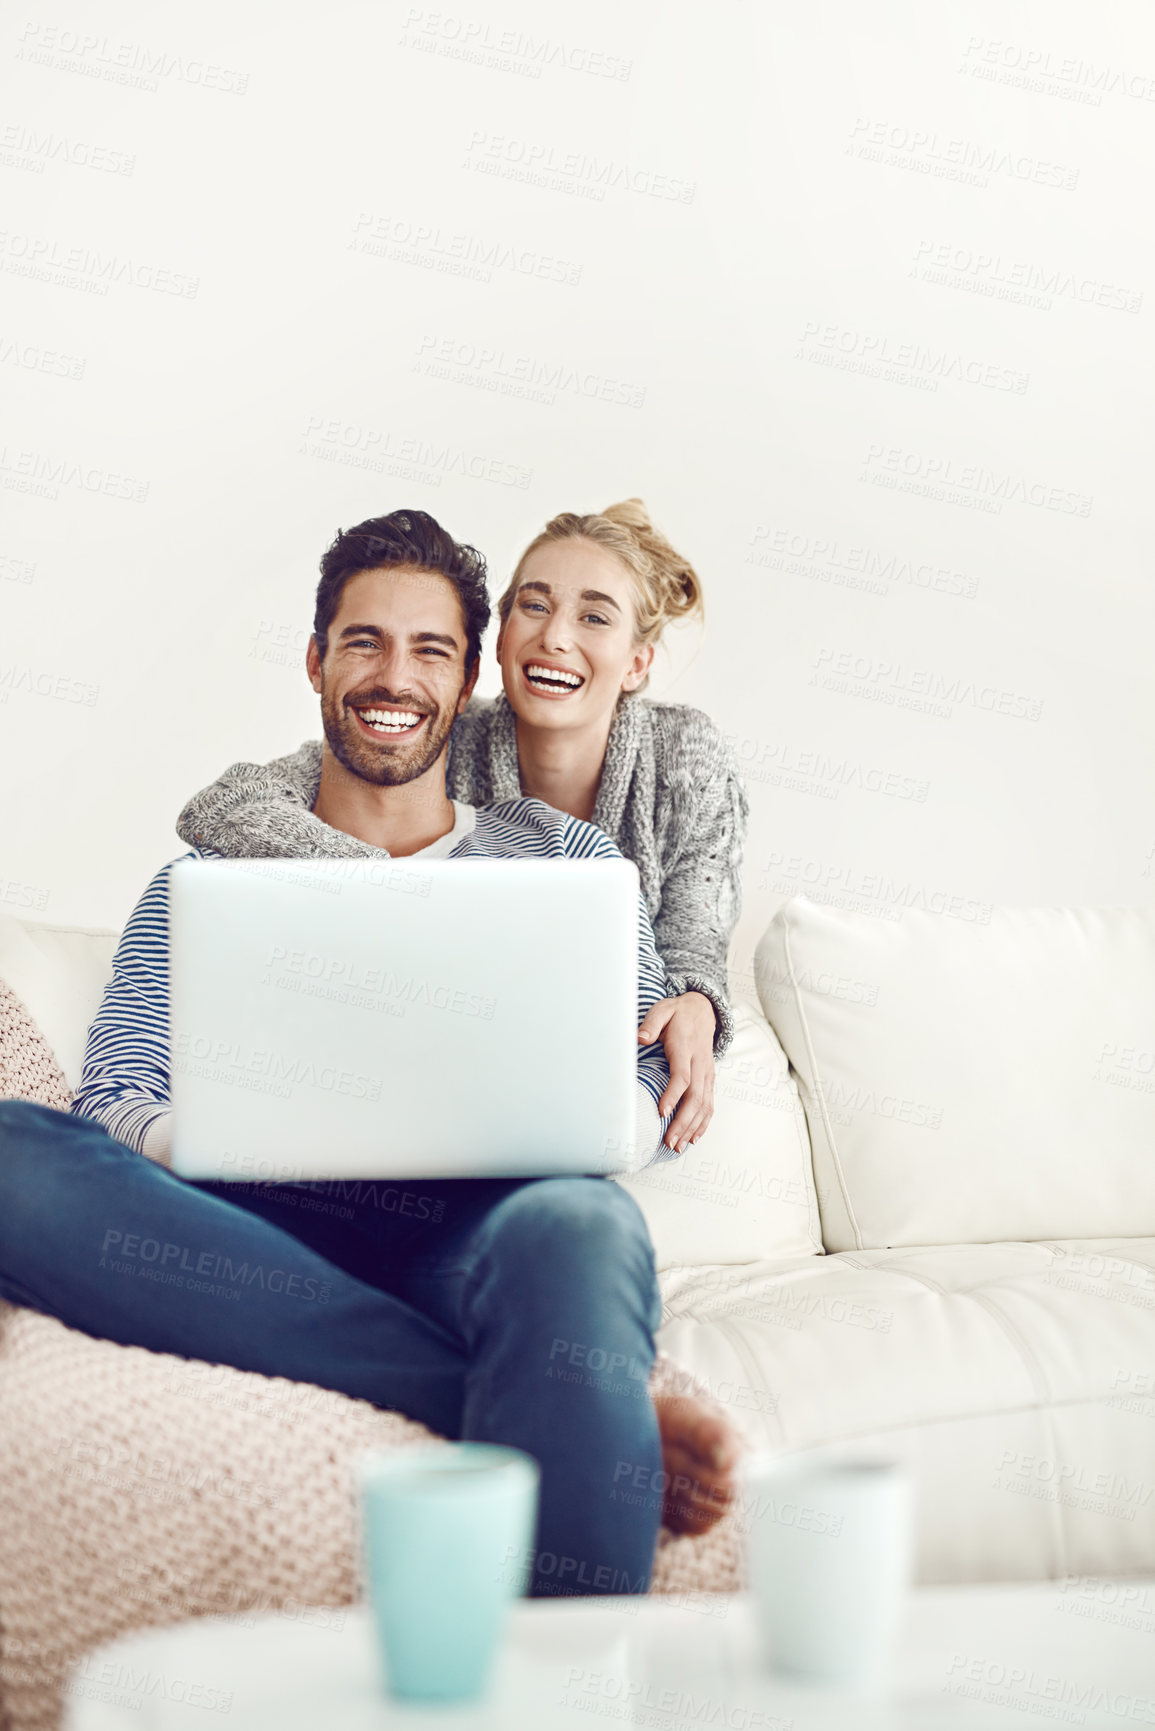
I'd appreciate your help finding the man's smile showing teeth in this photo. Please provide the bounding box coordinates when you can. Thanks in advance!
[524,662,585,695]
[353,706,426,735]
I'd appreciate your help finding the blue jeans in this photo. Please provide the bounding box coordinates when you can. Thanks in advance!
[0,1100,664,1596]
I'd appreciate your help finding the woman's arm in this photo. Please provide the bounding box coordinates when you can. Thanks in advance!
[652,714,750,1059]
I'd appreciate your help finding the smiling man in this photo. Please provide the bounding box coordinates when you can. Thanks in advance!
[0,509,738,1600]
[306,526,486,858]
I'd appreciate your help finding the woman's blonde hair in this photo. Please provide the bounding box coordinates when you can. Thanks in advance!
[497,499,703,694]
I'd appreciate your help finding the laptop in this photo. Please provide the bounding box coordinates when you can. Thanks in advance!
[167,855,641,1182]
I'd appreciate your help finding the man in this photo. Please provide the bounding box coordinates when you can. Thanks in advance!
[0,509,737,1597]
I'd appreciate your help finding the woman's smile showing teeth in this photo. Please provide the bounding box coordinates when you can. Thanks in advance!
[523,661,586,697]
[352,705,426,736]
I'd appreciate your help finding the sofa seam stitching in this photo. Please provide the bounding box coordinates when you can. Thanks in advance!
[789,1082,824,1256]
[766,1387,1137,1451]
[963,1289,1054,1406]
[782,909,862,1251]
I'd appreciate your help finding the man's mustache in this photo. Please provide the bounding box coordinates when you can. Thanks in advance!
[344,690,434,714]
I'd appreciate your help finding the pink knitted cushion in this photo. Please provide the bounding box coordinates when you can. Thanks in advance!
[0,977,72,1115]
[0,979,738,1731]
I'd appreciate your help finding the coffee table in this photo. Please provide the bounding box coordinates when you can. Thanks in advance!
[63,1579,1155,1730]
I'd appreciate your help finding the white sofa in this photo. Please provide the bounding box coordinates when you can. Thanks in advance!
[2,894,1153,1625]
[651,900,1155,1584]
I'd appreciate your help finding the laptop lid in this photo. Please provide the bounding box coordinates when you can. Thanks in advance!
[168,855,640,1181]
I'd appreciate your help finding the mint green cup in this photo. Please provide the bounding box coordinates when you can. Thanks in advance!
[356,1443,541,1703]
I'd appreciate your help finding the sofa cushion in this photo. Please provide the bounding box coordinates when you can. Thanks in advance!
[620,998,821,1268]
[756,899,1155,1250]
[0,979,72,1115]
[0,914,118,1094]
[660,1237,1155,1584]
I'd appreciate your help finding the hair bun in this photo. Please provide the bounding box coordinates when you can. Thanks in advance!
[603,498,700,617]
[600,497,653,537]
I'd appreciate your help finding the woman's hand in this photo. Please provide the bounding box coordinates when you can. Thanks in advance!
[638,991,718,1154]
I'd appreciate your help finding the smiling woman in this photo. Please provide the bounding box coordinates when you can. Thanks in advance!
[445,501,750,1151]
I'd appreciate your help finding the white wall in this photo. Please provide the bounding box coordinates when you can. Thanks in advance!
[3,0,1153,990]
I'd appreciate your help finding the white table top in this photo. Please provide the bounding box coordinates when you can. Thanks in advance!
[63,1580,1155,1731]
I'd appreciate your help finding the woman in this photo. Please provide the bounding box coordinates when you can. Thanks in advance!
[444,500,748,1153]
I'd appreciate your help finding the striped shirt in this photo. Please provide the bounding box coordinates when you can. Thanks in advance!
[71,797,678,1169]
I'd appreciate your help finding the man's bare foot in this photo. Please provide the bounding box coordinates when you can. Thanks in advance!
[654,1391,741,1536]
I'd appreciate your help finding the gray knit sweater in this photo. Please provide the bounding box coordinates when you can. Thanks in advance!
[175,692,749,1054]
[447,695,748,1053]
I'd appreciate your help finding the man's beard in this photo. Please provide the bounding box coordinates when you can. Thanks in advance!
[319,680,459,788]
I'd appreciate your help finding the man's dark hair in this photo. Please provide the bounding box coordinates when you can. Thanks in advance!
[314,510,490,669]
